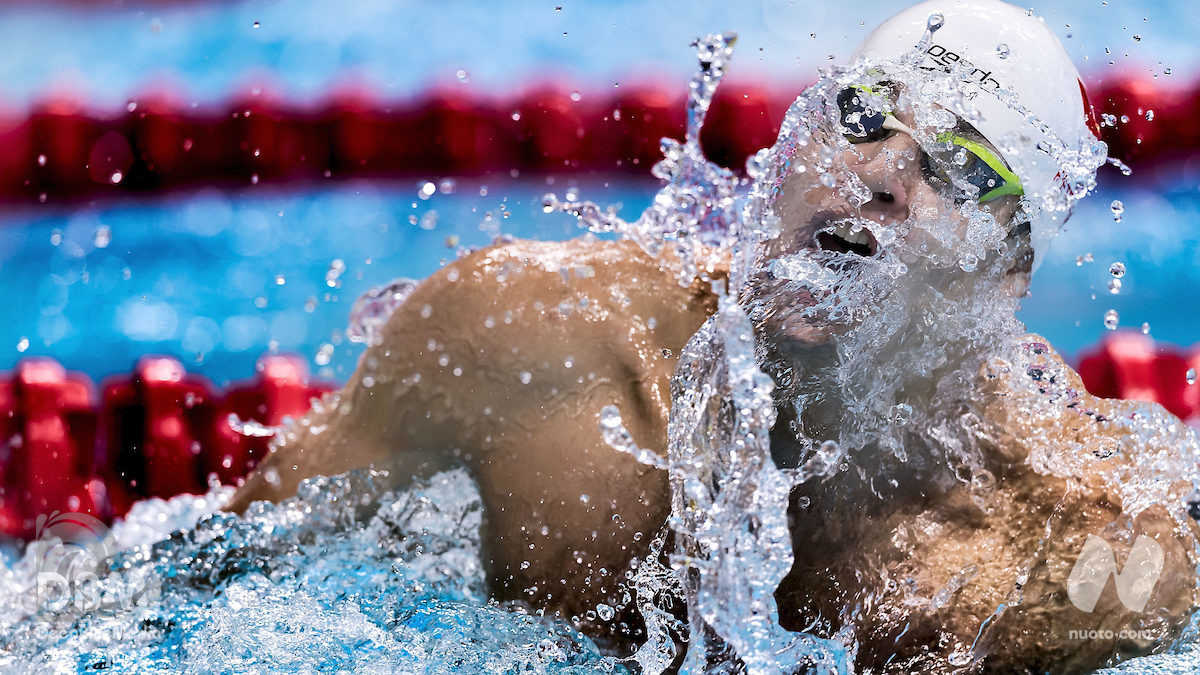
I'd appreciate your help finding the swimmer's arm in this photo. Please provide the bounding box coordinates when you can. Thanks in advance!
[227,237,717,513]
[223,358,455,512]
[224,248,512,512]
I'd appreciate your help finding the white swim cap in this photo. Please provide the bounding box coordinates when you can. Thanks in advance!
[850,0,1104,272]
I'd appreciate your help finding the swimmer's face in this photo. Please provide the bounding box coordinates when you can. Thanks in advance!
[767,84,1022,262]
[750,81,1027,350]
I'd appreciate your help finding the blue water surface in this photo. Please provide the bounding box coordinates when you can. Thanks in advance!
[1,172,1197,386]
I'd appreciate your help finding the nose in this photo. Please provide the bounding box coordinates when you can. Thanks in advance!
[848,133,924,224]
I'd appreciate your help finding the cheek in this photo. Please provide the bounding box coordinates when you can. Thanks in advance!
[897,188,973,251]
[770,176,827,250]
[985,198,1020,225]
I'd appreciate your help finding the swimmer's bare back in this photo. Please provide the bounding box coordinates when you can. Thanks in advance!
[226,236,720,632]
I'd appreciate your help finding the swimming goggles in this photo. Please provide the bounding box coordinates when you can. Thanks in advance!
[836,85,1023,204]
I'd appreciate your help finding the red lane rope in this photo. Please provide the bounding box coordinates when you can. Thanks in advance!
[1,332,1196,539]
[0,355,333,538]
[1077,332,1200,423]
[3,74,1194,204]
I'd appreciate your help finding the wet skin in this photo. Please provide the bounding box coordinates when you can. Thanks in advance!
[227,103,1199,669]
[227,237,719,645]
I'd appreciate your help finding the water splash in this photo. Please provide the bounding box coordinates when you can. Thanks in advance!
[546,32,741,287]
[0,470,620,673]
[663,296,849,672]
[347,277,419,346]
[226,412,278,438]
[564,25,1200,674]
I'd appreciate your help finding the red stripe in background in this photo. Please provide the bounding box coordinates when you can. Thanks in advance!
[3,73,1195,204]
[0,353,334,538]
[0,331,1196,540]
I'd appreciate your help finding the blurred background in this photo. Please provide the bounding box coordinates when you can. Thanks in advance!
[0,0,1196,383]
[1,0,1199,532]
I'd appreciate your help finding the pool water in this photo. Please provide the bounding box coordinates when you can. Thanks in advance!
[0,173,1197,388]
[0,468,623,673]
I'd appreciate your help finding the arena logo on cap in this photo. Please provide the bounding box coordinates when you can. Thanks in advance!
[924,44,1003,91]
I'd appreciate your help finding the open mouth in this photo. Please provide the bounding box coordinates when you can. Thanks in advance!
[816,220,879,257]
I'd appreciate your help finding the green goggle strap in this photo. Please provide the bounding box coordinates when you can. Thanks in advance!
[934,132,1024,202]
[848,85,1024,203]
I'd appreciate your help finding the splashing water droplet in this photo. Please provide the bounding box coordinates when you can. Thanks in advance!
[1110,200,1124,222]
[110,171,123,184]
[16,337,29,352]
[1109,261,1126,278]
[455,69,469,83]
[890,403,914,425]
[325,259,345,288]
[1187,368,1197,386]
[347,278,418,346]
[1141,322,1151,335]
[1103,309,1120,330]
[93,225,111,248]
[227,413,276,438]
[996,43,1010,59]
[927,12,945,31]
[519,371,532,385]
[1146,110,1155,121]
[1108,279,1122,294]
[596,603,615,621]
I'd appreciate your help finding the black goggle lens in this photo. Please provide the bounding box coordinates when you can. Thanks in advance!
[837,87,889,143]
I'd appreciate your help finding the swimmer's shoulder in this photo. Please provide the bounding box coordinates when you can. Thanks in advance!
[374,236,719,391]
[416,236,720,328]
[978,332,1196,467]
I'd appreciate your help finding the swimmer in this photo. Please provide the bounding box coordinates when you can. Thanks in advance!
[226,0,1200,670]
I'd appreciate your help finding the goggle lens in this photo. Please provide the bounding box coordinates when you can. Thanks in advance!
[837,87,890,143]
[835,86,1023,204]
